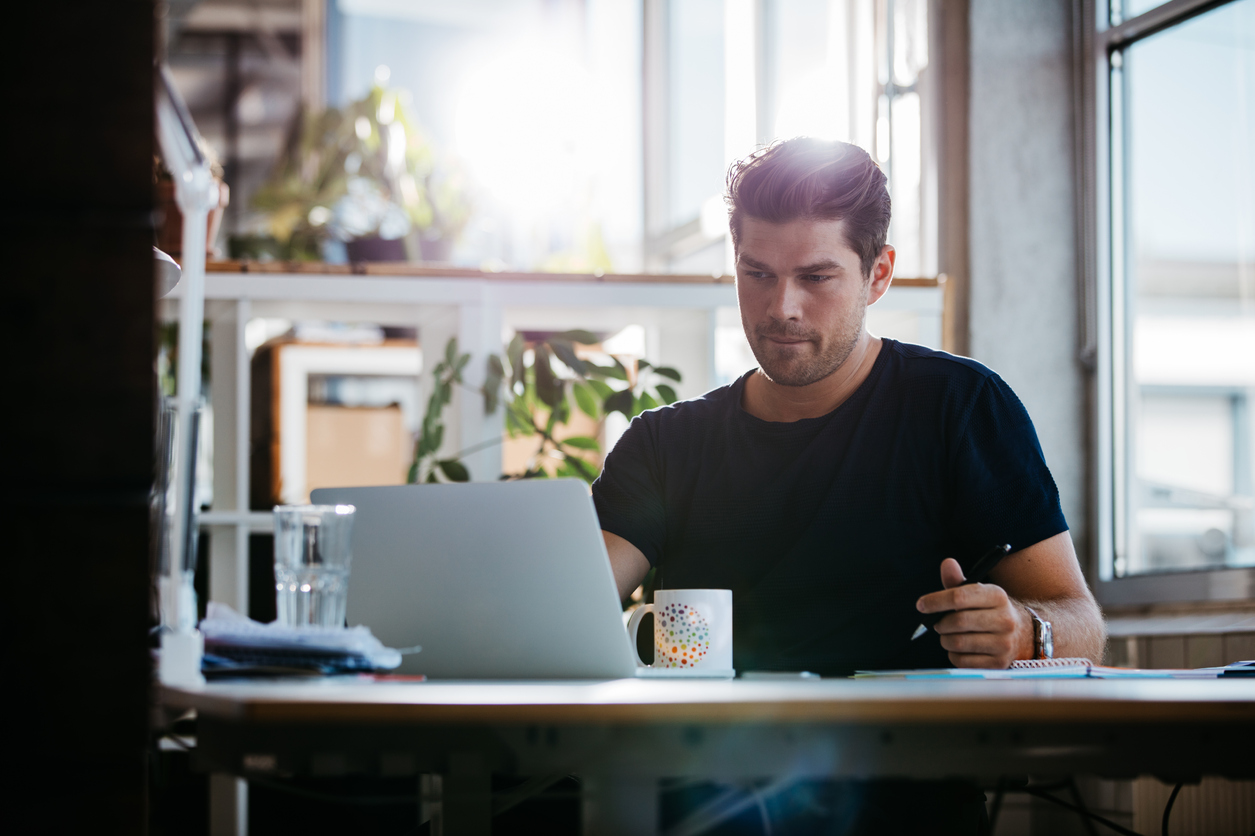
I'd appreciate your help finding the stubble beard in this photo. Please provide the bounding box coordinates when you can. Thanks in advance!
[746,305,867,388]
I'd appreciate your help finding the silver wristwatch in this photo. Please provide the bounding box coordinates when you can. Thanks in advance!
[1025,606,1053,659]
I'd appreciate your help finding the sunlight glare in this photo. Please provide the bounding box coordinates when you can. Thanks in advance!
[453,43,596,214]
[775,69,848,142]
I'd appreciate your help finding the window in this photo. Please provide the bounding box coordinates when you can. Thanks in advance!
[645,0,937,277]
[1096,0,1255,601]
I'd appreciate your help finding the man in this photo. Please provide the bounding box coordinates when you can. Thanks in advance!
[591,139,1105,831]
[595,137,1103,673]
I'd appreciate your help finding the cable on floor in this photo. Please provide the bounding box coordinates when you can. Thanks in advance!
[1022,786,1144,836]
[1161,782,1184,836]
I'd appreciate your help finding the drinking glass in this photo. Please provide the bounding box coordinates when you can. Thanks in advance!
[273,504,356,627]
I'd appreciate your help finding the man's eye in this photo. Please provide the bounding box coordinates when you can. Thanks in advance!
[804,274,833,282]
[747,271,771,280]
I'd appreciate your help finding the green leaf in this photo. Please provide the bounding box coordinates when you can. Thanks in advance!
[547,339,589,376]
[482,354,505,414]
[604,388,633,417]
[655,383,678,404]
[560,435,600,451]
[533,345,563,408]
[454,352,470,375]
[425,469,439,483]
[555,329,599,345]
[437,459,470,482]
[585,362,628,381]
[507,397,534,426]
[444,337,458,366]
[487,353,505,379]
[653,366,682,382]
[586,378,613,400]
[406,460,418,484]
[505,403,532,436]
[430,381,451,411]
[519,368,538,406]
[637,358,652,370]
[572,381,599,418]
[507,333,525,393]
[637,391,659,412]
[561,453,599,484]
[429,424,444,454]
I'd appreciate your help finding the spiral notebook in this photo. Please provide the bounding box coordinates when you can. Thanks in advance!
[852,658,1239,679]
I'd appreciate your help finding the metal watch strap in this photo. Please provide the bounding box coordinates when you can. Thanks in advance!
[1024,605,1052,660]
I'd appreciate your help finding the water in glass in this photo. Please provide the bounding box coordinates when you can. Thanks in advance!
[273,504,356,627]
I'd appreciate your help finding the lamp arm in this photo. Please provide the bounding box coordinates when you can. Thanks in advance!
[155,63,219,685]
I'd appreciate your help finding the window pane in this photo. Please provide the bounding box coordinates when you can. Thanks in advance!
[1122,0,1173,22]
[1118,0,1255,575]
[669,0,725,229]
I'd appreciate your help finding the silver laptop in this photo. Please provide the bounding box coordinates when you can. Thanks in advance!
[311,480,639,679]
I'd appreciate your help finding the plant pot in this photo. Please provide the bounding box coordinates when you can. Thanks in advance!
[346,236,408,263]
[418,237,453,263]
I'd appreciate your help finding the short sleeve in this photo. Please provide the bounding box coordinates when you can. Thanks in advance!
[946,374,1069,566]
[591,415,667,566]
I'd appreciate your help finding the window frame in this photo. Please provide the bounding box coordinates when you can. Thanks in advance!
[1088,0,1255,606]
[642,0,940,279]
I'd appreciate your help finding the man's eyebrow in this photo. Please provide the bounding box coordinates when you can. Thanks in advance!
[737,255,848,274]
[795,259,846,274]
[737,255,772,271]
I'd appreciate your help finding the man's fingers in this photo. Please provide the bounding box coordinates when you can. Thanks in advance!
[938,631,1014,657]
[939,557,966,589]
[916,582,1007,613]
[932,607,1019,635]
[948,652,1009,669]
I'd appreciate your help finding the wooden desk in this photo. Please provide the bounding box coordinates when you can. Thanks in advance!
[165,677,1254,834]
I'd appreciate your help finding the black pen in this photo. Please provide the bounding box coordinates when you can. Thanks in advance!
[909,544,1012,640]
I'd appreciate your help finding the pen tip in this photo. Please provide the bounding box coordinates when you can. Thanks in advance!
[910,624,927,641]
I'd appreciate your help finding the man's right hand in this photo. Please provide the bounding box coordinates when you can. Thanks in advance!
[916,558,1031,668]
[603,530,651,602]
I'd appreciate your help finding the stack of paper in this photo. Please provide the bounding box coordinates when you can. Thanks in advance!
[199,602,406,677]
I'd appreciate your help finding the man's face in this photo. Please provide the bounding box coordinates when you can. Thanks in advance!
[735,216,891,387]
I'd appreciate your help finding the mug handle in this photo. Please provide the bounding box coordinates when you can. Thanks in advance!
[626,604,654,668]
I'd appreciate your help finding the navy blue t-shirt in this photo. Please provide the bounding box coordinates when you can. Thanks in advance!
[592,339,1068,676]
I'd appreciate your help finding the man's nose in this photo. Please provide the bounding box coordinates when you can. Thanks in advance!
[766,277,804,321]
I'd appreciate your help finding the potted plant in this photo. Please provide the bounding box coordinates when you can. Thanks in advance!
[246,84,470,263]
[410,333,681,484]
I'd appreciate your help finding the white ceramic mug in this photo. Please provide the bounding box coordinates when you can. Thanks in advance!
[626,589,733,671]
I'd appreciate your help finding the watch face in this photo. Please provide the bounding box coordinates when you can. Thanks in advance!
[1042,621,1054,659]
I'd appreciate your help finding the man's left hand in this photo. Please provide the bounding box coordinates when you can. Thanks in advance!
[916,558,1033,668]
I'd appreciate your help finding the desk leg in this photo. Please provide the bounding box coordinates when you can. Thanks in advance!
[582,775,660,836]
[442,753,491,836]
[209,774,247,836]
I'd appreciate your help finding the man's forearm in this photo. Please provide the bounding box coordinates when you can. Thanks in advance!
[1016,594,1107,663]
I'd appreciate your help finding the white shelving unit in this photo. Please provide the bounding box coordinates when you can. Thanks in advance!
[162,269,944,616]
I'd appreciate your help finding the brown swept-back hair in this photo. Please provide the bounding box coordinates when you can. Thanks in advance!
[726,137,891,277]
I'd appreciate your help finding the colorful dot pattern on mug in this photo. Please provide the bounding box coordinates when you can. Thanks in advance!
[655,602,710,667]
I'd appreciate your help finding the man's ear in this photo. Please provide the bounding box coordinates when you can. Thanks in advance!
[866,245,895,304]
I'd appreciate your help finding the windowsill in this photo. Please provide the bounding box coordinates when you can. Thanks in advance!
[1096,566,1255,609]
[204,259,945,288]
[1105,609,1255,638]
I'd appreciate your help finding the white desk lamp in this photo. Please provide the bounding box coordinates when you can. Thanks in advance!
[154,245,181,297]
[155,64,220,686]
